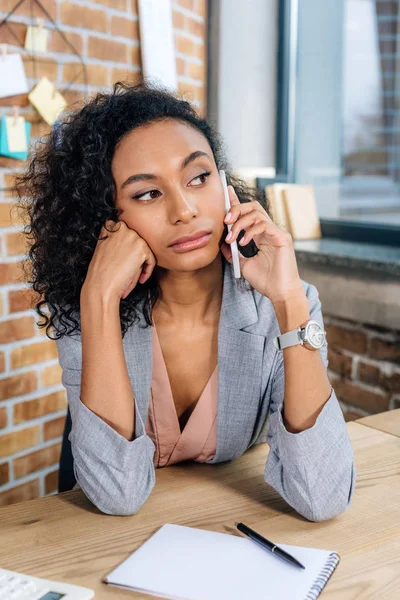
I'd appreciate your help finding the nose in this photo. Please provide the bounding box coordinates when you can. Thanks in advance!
[167,188,198,224]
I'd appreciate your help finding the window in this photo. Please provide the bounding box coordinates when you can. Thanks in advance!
[342,0,400,225]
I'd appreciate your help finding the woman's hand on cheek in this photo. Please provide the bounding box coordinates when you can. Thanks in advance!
[221,186,305,304]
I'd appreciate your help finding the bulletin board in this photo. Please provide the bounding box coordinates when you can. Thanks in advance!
[0,0,89,192]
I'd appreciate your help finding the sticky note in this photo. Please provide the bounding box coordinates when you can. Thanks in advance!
[25,25,49,53]
[5,116,28,152]
[28,77,67,125]
[0,54,29,99]
[0,116,31,160]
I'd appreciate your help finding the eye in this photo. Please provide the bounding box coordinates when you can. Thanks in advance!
[189,171,211,186]
[131,171,211,201]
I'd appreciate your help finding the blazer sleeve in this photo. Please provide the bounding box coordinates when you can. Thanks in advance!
[263,283,357,522]
[55,329,156,516]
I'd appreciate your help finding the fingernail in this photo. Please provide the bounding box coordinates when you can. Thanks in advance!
[225,212,232,222]
[226,231,233,241]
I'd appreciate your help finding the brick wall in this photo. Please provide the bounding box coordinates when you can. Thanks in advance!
[0,0,208,507]
[325,314,400,421]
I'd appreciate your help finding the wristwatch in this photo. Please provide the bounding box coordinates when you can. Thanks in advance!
[273,319,327,351]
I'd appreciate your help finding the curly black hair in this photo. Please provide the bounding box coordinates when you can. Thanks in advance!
[15,80,271,340]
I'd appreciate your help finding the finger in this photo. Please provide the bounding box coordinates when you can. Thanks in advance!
[238,221,266,246]
[225,212,265,244]
[139,252,157,283]
[224,200,265,225]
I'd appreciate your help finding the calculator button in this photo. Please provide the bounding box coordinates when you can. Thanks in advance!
[8,589,23,598]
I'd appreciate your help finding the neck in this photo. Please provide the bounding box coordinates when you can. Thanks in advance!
[153,253,224,327]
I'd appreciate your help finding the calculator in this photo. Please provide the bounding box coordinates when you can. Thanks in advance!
[0,568,95,599]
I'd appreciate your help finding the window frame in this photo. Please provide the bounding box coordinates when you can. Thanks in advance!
[257,0,400,247]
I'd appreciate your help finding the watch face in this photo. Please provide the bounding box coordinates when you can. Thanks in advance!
[305,321,326,349]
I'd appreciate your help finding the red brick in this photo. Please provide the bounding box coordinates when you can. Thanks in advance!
[11,340,58,370]
[14,443,61,479]
[0,204,25,227]
[40,363,62,387]
[13,391,66,424]
[0,22,27,46]
[110,15,139,39]
[111,68,141,85]
[88,36,128,62]
[131,44,141,67]
[327,347,353,378]
[0,426,40,459]
[22,57,58,81]
[0,353,5,374]
[325,325,368,354]
[333,380,389,414]
[62,90,86,110]
[195,41,206,62]
[187,61,205,81]
[0,462,9,485]
[0,407,7,429]
[0,479,40,508]
[62,63,109,87]
[177,81,196,101]
[48,30,83,54]
[186,17,205,38]
[43,415,66,441]
[61,3,107,32]
[5,232,27,256]
[8,288,41,313]
[197,0,207,19]
[45,469,59,494]
[369,337,400,364]
[358,362,380,386]
[0,371,37,402]
[175,34,197,56]
[2,0,56,20]
[0,156,28,169]
[0,262,27,286]
[176,57,186,75]
[173,11,186,29]
[379,371,400,393]
[0,92,28,107]
[0,316,36,344]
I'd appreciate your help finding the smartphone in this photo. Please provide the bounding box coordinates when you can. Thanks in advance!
[219,169,241,278]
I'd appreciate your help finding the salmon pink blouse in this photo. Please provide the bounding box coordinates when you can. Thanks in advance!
[145,323,217,468]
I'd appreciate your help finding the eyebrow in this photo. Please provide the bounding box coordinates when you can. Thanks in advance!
[120,150,211,189]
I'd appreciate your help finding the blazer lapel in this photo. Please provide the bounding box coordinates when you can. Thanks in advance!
[123,259,266,462]
[208,261,265,463]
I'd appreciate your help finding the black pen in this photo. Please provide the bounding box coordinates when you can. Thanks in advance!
[235,522,305,569]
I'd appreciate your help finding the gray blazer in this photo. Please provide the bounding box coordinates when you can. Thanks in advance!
[56,261,356,520]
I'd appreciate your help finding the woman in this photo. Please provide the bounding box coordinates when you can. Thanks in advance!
[17,81,356,519]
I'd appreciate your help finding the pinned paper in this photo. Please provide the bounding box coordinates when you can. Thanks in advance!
[0,52,29,99]
[0,116,31,160]
[28,77,67,125]
[5,115,28,153]
[25,23,49,53]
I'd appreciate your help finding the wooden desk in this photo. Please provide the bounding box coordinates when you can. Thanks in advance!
[0,422,399,599]
[357,408,400,438]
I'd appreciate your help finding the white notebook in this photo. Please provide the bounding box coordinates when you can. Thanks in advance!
[103,523,340,600]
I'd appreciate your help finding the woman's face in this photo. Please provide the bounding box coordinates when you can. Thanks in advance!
[112,119,226,271]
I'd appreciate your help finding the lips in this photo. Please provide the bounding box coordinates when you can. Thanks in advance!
[169,230,211,247]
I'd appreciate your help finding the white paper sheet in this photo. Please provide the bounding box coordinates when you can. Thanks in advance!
[104,523,339,600]
[0,54,29,99]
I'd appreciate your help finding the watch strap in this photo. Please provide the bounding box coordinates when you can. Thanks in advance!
[273,327,302,351]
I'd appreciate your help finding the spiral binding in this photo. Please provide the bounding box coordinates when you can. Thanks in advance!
[305,552,340,600]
